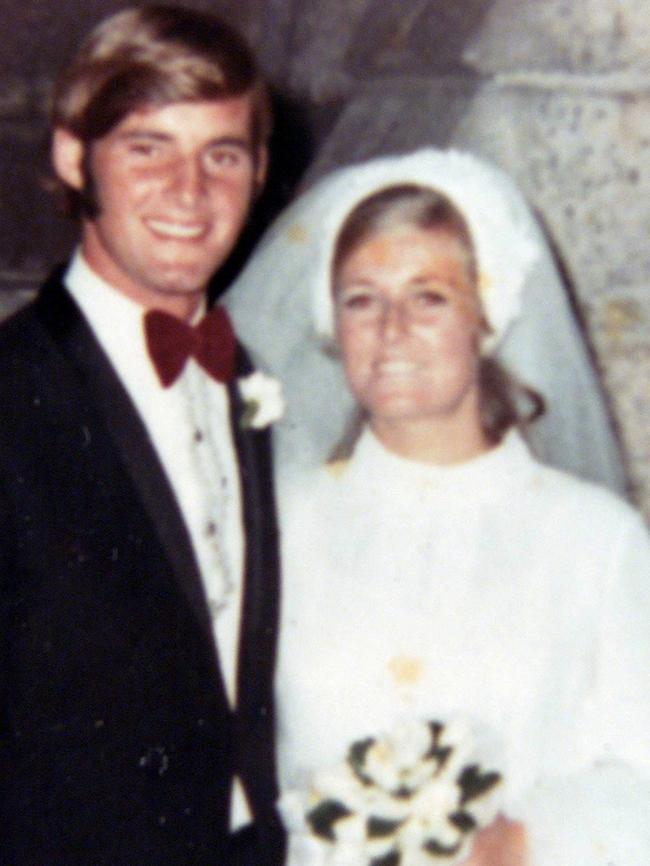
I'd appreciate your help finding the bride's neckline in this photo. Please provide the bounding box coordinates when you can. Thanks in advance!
[344,425,533,497]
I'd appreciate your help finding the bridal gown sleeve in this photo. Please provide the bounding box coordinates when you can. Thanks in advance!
[518,510,650,866]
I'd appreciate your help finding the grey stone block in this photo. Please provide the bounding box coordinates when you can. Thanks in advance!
[587,289,650,517]
[0,126,76,276]
[462,0,650,74]
[449,84,650,300]
[284,0,369,98]
[0,286,34,322]
[601,346,650,517]
[341,0,498,77]
[0,75,31,117]
[284,0,502,99]
[2,2,119,79]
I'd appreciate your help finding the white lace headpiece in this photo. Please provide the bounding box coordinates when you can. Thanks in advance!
[311,148,541,352]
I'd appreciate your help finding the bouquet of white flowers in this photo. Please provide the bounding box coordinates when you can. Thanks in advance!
[280,719,502,866]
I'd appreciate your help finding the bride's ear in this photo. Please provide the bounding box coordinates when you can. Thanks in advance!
[51,128,85,190]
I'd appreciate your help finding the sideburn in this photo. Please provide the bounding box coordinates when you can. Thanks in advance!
[77,145,101,219]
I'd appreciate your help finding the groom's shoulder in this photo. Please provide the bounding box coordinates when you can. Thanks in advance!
[0,270,74,421]
[0,296,45,387]
[0,266,66,345]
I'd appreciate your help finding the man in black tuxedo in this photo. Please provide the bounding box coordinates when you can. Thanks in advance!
[0,6,284,864]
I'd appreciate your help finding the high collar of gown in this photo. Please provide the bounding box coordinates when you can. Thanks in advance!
[345,425,535,505]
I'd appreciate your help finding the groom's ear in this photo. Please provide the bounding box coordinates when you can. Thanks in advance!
[51,128,86,191]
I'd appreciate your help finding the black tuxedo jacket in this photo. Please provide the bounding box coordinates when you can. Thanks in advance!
[0,269,284,865]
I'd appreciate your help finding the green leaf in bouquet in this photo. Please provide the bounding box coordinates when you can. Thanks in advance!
[431,745,453,769]
[367,815,405,838]
[422,837,463,857]
[370,849,401,866]
[449,810,477,833]
[347,736,376,785]
[425,721,453,769]
[457,765,501,805]
[306,798,352,841]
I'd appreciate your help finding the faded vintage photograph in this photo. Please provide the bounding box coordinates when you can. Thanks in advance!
[1,2,649,864]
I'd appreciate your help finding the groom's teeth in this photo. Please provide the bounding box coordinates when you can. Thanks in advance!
[146,220,205,239]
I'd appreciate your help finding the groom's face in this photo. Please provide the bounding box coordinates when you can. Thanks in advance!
[53,95,267,318]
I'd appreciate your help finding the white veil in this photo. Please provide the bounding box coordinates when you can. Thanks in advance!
[224,148,627,493]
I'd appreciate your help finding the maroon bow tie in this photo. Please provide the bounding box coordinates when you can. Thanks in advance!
[144,306,236,387]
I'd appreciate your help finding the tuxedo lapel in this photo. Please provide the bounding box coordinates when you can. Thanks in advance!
[228,351,281,806]
[34,272,218,648]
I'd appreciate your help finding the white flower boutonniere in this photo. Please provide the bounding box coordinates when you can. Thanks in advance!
[280,718,502,866]
[238,371,285,429]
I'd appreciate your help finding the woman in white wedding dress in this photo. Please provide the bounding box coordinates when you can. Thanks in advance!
[271,150,650,866]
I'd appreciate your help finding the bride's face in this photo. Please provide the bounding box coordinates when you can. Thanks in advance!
[334,224,483,433]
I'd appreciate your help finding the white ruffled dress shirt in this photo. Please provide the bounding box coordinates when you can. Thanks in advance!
[277,427,650,865]
[65,251,250,826]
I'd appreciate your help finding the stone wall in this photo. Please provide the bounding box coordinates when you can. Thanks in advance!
[1,0,649,516]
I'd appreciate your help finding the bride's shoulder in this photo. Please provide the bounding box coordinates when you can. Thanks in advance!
[526,455,647,543]
[280,458,351,497]
[531,455,625,508]
[323,458,351,480]
[278,460,350,517]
